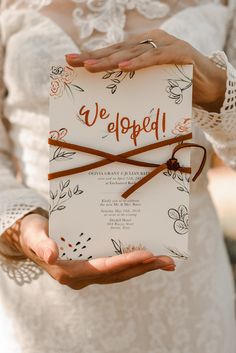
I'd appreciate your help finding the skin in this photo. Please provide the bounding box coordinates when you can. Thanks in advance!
[65,29,227,112]
[3,214,175,290]
[3,25,227,290]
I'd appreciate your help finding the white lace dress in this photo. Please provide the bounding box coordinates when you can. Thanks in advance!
[0,1,236,352]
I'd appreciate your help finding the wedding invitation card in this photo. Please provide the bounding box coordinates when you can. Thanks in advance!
[49,62,194,261]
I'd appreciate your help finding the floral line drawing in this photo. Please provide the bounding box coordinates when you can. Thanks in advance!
[111,238,146,255]
[163,170,190,194]
[49,179,84,215]
[58,233,92,261]
[172,117,191,136]
[168,205,189,235]
[166,65,192,104]
[50,65,84,98]
[49,128,76,162]
[166,247,189,260]
[102,70,135,94]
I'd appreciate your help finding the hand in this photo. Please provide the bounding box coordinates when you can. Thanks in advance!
[66,29,227,112]
[3,213,175,290]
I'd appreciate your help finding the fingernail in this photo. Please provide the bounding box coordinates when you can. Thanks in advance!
[118,61,131,68]
[43,248,53,263]
[65,53,80,60]
[161,264,176,271]
[83,59,98,65]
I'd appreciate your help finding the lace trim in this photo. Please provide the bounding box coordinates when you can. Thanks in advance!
[193,51,236,134]
[193,51,236,168]
[71,0,170,50]
[0,189,48,235]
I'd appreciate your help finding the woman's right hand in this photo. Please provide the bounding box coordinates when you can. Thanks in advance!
[3,213,175,290]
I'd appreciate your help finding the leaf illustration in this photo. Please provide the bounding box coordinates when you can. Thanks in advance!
[185,176,190,183]
[103,72,112,79]
[56,151,76,160]
[111,86,117,94]
[71,84,84,92]
[168,208,179,220]
[115,71,123,78]
[73,185,83,195]
[73,185,80,194]
[64,180,70,188]
[111,239,122,255]
[57,205,66,211]
[107,84,116,89]
[129,71,135,79]
[51,147,76,162]
[59,181,64,191]
[68,189,72,198]
[49,190,55,200]
[178,205,188,219]
[174,220,188,235]
[183,214,189,227]
[111,79,120,84]
[177,187,185,192]
[59,192,67,199]
[177,173,183,181]
[166,247,189,260]
[176,95,183,104]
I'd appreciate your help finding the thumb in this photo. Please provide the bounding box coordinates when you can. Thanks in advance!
[20,214,59,264]
[31,237,59,265]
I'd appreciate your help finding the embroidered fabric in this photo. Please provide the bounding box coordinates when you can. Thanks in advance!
[71,0,170,49]
[0,3,236,353]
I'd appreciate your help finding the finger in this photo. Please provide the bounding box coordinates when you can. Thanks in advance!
[20,215,59,264]
[103,261,176,284]
[118,44,194,71]
[56,252,174,281]
[65,42,130,67]
[82,45,150,73]
[65,29,173,67]
[89,252,174,275]
[106,261,176,283]
[70,260,176,289]
[65,35,153,67]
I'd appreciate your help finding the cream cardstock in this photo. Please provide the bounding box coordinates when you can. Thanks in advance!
[49,63,193,261]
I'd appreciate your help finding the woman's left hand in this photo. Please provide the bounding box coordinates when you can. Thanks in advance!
[66,29,226,112]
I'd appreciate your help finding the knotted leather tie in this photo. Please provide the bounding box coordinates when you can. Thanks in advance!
[48,132,206,199]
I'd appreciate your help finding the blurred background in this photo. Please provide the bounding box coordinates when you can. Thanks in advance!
[208,154,236,284]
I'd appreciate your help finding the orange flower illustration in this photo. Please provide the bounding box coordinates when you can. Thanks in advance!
[61,66,75,84]
[50,78,64,97]
[50,65,84,98]
[172,118,191,135]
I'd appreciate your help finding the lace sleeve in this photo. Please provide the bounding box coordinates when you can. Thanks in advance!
[0,20,48,239]
[193,50,236,169]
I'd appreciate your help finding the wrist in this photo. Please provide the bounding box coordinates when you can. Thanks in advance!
[194,55,227,112]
